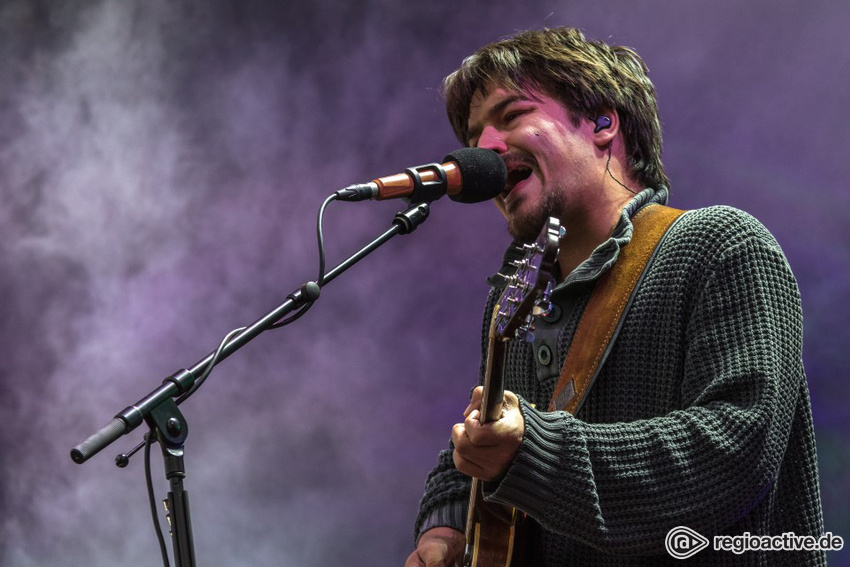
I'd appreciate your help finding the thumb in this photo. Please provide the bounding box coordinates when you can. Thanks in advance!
[419,539,453,567]
[503,389,520,410]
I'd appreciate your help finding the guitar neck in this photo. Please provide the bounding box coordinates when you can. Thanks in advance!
[464,322,511,566]
[480,334,508,424]
[462,218,560,567]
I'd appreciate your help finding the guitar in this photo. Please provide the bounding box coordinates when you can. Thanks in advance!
[463,217,560,567]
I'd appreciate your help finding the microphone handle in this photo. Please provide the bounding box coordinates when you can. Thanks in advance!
[335,161,463,202]
[374,162,462,200]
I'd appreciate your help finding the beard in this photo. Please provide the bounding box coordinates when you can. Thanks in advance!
[506,182,565,243]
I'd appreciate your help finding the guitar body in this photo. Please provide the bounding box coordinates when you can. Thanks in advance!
[462,218,560,567]
[465,478,525,567]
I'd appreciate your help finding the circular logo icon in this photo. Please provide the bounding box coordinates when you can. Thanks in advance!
[665,526,709,559]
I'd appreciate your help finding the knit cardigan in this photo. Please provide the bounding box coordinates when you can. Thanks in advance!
[414,194,824,565]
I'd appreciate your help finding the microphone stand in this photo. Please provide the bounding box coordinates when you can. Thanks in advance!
[70,201,430,567]
[147,397,195,567]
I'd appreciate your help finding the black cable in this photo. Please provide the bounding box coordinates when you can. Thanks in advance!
[176,191,336,402]
[123,190,338,443]
[316,193,335,287]
[145,430,171,567]
[175,326,246,406]
[135,192,340,563]
[268,192,336,329]
[605,142,638,195]
[267,300,312,329]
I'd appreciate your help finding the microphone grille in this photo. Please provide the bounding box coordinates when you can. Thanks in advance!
[443,148,507,204]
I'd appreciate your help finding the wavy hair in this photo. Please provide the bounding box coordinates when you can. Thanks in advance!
[443,27,669,189]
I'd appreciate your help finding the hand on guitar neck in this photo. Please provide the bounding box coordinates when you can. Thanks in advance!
[452,386,524,482]
[408,218,559,567]
[404,387,525,567]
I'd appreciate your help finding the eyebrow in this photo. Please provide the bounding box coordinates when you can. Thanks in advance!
[466,94,532,145]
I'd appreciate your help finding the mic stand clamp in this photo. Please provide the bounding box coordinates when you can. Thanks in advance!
[146,397,196,567]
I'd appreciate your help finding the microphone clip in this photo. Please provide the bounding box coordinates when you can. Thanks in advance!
[404,163,447,204]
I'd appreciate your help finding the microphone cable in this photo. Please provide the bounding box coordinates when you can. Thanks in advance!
[141,192,338,567]
[268,192,336,329]
[145,429,171,567]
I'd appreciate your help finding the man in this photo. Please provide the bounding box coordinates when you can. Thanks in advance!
[405,28,824,565]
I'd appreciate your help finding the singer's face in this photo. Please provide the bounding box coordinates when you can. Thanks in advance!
[466,83,602,242]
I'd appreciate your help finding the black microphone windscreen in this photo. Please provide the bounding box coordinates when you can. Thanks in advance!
[443,148,507,204]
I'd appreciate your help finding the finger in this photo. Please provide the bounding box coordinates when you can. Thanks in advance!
[452,421,470,454]
[422,551,449,567]
[451,422,466,448]
[453,421,484,454]
[452,422,486,469]
[452,446,489,479]
[502,389,519,410]
[403,550,424,567]
[464,387,484,417]
[463,410,502,446]
[414,534,456,567]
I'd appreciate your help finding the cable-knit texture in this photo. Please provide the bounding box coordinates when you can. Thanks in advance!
[414,198,824,565]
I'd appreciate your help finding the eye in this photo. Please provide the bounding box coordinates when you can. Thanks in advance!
[504,110,523,124]
[502,105,531,125]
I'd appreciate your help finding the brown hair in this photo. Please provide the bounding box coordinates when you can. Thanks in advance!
[442,27,669,189]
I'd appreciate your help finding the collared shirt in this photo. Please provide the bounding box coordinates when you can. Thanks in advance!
[558,187,669,289]
[488,188,670,385]
[488,187,670,290]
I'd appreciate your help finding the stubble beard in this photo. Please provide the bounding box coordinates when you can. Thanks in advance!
[506,182,565,243]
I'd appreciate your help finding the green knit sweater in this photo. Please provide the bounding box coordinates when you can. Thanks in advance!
[414,190,824,565]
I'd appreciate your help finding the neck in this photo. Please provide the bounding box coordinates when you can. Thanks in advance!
[556,186,634,280]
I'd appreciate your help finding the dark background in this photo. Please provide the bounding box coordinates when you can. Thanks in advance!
[1,1,847,565]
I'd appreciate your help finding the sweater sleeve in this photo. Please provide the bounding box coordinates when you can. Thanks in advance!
[481,214,807,555]
[413,286,503,542]
[413,443,470,542]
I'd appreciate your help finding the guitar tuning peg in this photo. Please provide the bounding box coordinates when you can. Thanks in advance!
[532,302,552,317]
[516,327,535,342]
[542,281,554,301]
[516,315,538,342]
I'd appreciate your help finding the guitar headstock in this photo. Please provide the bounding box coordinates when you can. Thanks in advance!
[493,217,561,342]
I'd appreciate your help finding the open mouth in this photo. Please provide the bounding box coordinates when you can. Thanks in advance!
[504,165,534,200]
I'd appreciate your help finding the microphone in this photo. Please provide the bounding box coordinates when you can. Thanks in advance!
[335,148,507,204]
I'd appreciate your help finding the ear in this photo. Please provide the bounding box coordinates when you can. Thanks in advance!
[590,110,619,149]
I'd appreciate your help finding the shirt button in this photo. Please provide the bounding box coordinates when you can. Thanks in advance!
[537,345,553,366]
[542,304,562,323]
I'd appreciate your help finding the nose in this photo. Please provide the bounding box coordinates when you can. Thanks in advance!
[475,125,508,154]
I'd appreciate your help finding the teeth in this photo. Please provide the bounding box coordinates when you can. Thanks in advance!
[506,167,532,189]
